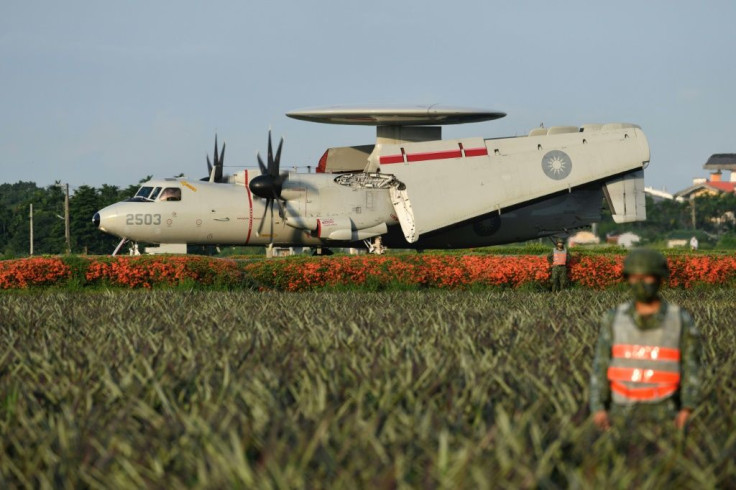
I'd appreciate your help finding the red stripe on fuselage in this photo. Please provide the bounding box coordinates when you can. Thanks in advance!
[463,147,489,157]
[379,147,488,165]
[245,170,253,244]
[407,150,462,162]
[379,155,404,164]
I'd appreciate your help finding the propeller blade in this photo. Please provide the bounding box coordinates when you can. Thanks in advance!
[269,199,275,247]
[214,141,225,183]
[257,153,267,175]
[250,130,286,200]
[274,137,284,172]
[276,199,286,220]
[206,155,213,174]
[257,198,271,235]
[213,135,219,167]
[267,130,275,176]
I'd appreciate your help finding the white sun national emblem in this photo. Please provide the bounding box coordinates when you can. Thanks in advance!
[542,150,572,180]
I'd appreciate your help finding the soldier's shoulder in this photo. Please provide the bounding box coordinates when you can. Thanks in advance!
[681,309,700,336]
[600,305,622,328]
[667,302,700,335]
[612,301,631,315]
[664,301,690,319]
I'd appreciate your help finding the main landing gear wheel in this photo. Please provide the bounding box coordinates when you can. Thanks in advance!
[312,247,333,256]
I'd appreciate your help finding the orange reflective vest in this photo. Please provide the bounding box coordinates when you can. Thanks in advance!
[552,249,567,266]
[607,303,682,404]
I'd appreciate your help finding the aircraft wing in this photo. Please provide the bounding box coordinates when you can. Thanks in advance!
[380,125,650,243]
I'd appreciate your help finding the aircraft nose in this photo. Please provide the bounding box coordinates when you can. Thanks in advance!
[92,212,100,228]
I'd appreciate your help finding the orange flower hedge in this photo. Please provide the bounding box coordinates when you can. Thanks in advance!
[0,257,71,289]
[0,256,243,289]
[2,254,736,290]
[243,255,552,291]
[84,256,243,288]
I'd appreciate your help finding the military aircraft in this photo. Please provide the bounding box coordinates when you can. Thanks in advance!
[93,105,649,254]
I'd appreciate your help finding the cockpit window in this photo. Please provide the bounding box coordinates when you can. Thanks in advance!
[135,186,154,199]
[159,187,181,202]
[128,186,162,202]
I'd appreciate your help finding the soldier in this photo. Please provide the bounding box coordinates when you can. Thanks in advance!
[589,248,702,437]
[547,238,569,292]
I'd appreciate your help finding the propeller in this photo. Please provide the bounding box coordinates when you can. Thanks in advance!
[249,130,288,244]
[201,135,226,183]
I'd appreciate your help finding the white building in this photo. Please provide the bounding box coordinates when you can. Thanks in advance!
[616,232,641,248]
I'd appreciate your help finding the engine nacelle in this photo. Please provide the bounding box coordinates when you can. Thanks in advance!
[284,216,387,241]
[322,222,387,241]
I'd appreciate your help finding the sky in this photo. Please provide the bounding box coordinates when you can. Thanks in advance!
[1,0,735,194]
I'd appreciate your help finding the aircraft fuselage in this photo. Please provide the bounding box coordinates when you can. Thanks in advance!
[95,122,648,250]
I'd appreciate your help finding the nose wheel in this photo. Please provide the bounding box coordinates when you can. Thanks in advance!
[364,236,386,255]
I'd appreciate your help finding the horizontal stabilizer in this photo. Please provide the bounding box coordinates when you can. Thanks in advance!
[603,170,647,223]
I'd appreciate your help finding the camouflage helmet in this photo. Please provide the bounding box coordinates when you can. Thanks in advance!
[622,248,669,278]
[556,238,565,245]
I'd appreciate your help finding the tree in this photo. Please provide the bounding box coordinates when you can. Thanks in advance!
[4,184,66,255]
[69,185,100,254]
[0,182,40,255]
[692,193,736,234]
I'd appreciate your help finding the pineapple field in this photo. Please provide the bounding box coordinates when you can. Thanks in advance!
[1,289,734,488]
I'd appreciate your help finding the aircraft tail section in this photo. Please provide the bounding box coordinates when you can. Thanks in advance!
[380,124,650,243]
[603,169,646,223]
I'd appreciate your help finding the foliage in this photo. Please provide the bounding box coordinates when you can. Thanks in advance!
[0,182,66,255]
[597,193,736,244]
[3,253,736,291]
[83,256,247,289]
[0,181,142,256]
[716,232,736,250]
[0,289,734,488]
[0,256,71,288]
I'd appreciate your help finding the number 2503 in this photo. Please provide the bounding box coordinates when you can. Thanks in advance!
[126,214,161,225]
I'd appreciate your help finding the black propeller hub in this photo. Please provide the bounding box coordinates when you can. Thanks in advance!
[249,174,282,199]
[250,130,288,243]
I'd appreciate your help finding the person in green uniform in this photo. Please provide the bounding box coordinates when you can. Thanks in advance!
[548,238,569,292]
[589,248,702,437]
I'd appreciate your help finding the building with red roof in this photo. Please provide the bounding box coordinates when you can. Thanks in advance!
[674,154,736,201]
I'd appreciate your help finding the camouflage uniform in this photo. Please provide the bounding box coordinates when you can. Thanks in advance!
[589,301,702,419]
[547,241,569,292]
[589,248,702,453]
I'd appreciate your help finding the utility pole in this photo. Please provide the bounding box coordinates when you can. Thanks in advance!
[57,183,72,254]
[64,183,71,254]
[691,197,697,230]
[29,203,33,256]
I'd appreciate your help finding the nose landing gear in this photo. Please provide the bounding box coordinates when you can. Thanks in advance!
[112,238,128,256]
[364,236,385,255]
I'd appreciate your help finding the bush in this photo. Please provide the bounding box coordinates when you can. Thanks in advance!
[3,253,736,291]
